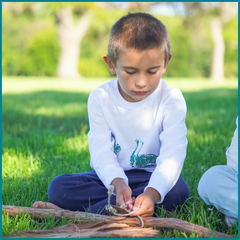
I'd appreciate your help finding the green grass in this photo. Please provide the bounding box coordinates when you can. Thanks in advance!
[2,76,238,237]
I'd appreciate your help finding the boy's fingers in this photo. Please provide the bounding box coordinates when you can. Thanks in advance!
[116,194,126,207]
[132,195,142,209]
[131,196,154,217]
[131,205,146,216]
[130,198,146,216]
[126,199,133,210]
[124,191,132,206]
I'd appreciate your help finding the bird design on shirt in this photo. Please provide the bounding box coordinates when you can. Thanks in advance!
[130,139,157,168]
[111,133,121,155]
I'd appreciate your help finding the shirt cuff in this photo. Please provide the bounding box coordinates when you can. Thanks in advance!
[95,166,129,190]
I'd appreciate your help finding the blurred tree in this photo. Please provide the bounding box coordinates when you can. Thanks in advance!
[4,2,36,17]
[21,24,60,76]
[2,2,35,76]
[222,15,238,78]
[210,2,238,82]
[42,3,95,79]
[4,2,97,79]
[181,2,238,82]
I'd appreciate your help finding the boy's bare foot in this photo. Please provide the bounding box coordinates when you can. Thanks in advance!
[32,201,62,210]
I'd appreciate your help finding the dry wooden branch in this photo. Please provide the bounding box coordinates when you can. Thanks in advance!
[3,222,159,238]
[2,205,232,238]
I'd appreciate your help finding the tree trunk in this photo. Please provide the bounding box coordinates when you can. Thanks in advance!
[210,18,225,82]
[56,8,92,79]
[2,205,232,238]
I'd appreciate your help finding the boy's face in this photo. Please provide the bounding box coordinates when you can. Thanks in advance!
[103,47,171,102]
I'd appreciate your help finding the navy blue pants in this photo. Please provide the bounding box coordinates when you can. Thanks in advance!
[48,169,189,214]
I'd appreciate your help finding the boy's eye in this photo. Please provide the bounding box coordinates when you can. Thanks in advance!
[148,71,157,75]
[126,71,136,75]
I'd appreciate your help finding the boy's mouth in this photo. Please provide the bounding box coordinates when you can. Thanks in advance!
[133,91,148,95]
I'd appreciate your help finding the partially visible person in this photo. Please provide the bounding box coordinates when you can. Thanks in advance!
[198,117,238,227]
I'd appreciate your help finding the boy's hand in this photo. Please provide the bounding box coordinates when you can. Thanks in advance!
[130,187,161,217]
[111,178,134,209]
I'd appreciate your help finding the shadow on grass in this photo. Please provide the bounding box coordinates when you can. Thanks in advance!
[2,90,92,206]
[2,88,238,206]
[2,90,90,133]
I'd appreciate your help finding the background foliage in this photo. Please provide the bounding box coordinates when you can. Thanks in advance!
[222,16,238,78]
[2,4,238,78]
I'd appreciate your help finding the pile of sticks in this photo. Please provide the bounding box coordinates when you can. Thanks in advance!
[2,205,232,238]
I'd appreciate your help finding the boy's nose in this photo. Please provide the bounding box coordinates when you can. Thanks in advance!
[135,75,147,89]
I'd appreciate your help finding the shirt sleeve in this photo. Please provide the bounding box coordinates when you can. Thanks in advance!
[87,91,128,188]
[145,89,188,203]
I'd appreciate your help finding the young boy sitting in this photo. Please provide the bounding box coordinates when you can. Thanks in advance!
[33,12,190,217]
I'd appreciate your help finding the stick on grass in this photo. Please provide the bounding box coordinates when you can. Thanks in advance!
[2,205,232,238]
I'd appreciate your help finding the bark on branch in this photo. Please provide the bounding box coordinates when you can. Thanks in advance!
[2,205,232,238]
[3,222,159,238]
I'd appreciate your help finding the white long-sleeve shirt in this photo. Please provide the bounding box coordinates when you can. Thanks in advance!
[87,78,188,203]
[226,117,238,173]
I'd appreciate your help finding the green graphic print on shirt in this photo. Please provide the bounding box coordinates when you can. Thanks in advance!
[111,134,121,155]
[130,140,157,168]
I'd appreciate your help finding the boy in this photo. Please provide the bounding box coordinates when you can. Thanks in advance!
[198,117,238,227]
[33,12,189,217]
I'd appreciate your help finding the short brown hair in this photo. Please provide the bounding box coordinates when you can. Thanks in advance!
[108,12,171,66]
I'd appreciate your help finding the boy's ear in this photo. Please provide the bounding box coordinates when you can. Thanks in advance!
[103,55,116,74]
[167,54,172,64]
[162,54,172,74]
[165,54,172,66]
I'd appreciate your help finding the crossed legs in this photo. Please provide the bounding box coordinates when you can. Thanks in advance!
[33,169,190,214]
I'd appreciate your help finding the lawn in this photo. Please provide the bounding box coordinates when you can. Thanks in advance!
[2,76,238,237]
